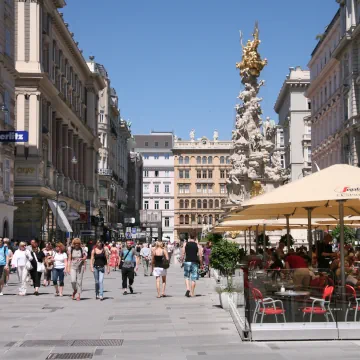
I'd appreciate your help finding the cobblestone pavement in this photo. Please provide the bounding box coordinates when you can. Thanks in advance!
[1,263,360,359]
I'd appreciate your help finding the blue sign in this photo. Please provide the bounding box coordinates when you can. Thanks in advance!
[131,228,137,234]
[0,131,28,142]
[126,232,131,239]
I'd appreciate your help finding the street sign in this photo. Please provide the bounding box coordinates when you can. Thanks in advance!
[0,131,28,142]
[125,232,132,239]
[124,217,135,224]
[131,228,137,234]
[80,230,95,236]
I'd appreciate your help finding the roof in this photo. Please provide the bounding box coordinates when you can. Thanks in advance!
[134,134,173,150]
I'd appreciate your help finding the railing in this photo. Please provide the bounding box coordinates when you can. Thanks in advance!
[302,134,311,141]
[98,168,113,176]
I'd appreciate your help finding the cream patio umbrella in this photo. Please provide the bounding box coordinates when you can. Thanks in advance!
[236,164,360,288]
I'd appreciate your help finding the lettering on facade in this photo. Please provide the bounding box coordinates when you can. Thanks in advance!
[16,167,35,175]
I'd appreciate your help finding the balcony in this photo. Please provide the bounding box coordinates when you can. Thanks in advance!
[98,168,113,176]
[302,134,311,142]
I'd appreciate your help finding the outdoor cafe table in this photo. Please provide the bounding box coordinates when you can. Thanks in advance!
[275,290,310,323]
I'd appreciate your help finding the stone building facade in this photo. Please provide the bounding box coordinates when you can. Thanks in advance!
[173,132,232,241]
[14,0,105,241]
[0,0,17,238]
[275,67,312,181]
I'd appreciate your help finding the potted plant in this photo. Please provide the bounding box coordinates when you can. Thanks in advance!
[210,240,241,310]
[279,234,294,247]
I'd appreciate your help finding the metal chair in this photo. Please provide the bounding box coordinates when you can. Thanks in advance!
[251,287,286,324]
[302,285,335,322]
[345,285,360,322]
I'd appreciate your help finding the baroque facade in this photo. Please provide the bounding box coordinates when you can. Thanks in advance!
[0,0,17,238]
[173,131,232,241]
[14,0,105,241]
[274,67,312,181]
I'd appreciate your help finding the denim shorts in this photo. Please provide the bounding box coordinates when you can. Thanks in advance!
[184,262,199,281]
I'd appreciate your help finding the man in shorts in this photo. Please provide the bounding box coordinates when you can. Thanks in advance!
[182,232,202,297]
[0,238,9,295]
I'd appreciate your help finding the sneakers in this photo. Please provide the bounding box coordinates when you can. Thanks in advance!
[123,290,128,295]
[185,290,190,298]
[129,286,134,294]
[100,296,103,301]
[96,294,99,300]
[0,292,3,296]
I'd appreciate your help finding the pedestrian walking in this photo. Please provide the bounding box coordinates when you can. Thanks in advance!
[120,240,139,295]
[3,239,12,285]
[42,242,55,286]
[166,241,174,263]
[90,241,110,300]
[151,241,169,298]
[182,232,202,297]
[28,239,45,296]
[109,243,120,271]
[140,243,151,276]
[11,242,33,295]
[0,238,9,295]
[68,238,86,301]
[203,242,212,278]
[52,243,68,297]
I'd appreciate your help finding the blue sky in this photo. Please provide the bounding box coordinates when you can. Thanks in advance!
[63,0,338,141]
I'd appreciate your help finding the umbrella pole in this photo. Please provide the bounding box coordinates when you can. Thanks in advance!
[338,200,346,292]
[285,214,290,251]
[249,227,252,252]
[305,207,314,259]
[244,230,247,254]
[263,225,267,263]
[255,225,259,254]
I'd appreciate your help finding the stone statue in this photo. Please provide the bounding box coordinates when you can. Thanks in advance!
[174,135,178,142]
[190,129,195,141]
[213,129,219,142]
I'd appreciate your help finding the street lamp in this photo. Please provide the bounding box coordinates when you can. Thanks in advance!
[55,146,77,242]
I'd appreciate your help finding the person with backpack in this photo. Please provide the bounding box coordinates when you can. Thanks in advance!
[68,238,87,301]
[0,238,9,296]
[120,240,139,295]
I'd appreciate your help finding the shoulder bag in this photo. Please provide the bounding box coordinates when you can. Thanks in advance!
[34,252,45,273]
[162,250,170,269]
[119,249,131,270]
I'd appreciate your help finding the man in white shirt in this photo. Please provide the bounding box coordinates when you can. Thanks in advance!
[140,244,151,276]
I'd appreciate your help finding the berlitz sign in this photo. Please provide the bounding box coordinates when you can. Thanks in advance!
[335,185,360,197]
[0,131,28,142]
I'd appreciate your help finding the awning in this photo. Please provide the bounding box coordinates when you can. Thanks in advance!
[47,199,73,233]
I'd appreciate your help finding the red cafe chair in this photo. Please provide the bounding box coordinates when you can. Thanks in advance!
[302,286,335,322]
[345,285,360,322]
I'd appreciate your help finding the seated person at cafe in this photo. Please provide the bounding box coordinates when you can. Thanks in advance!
[317,234,337,270]
[268,252,284,281]
[285,252,311,289]
[276,242,286,259]
[335,260,360,287]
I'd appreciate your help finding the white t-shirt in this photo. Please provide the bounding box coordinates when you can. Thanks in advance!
[54,252,67,269]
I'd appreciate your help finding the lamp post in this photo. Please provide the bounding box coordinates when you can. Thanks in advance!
[55,146,77,242]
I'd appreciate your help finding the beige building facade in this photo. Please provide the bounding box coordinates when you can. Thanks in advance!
[173,132,232,241]
[0,0,17,238]
[14,0,105,241]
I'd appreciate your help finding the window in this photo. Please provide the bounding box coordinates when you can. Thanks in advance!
[180,215,184,224]
[180,200,184,208]
[179,156,184,164]
[165,184,170,193]
[155,170,159,177]
[185,200,189,209]
[5,28,11,57]
[179,170,184,178]
[165,217,170,227]
[165,141,169,147]
[185,215,189,225]
[202,184,207,194]
[308,148,312,162]
[220,170,225,178]
[143,184,149,193]
[203,216,208,225]
[197,215,202,225]
[221,199,226,207]
[165,201,169,210]
[202,156,207,164]
[179,184,184,194]
[144,170,149,177]
[209,215,213,225]
[185,156,190,164]
[165,154,170,160]
[220,156,225,164]
[4,91,10,124]
[220,184,226,194]
[209,199,214,208]
[208,185,213,194]
[202,170,207,179]
[184,185,190,194]
[154,154,159,159]
[226,157,231,164]
[215,199,220,208]
[155,200,159,210]
[3,159,10,193]
[197,199,202,209]
[197,184,201,193]
[196,156,201,164]
[155,142,159,147]
[144,200,149,210]
[185,170,190,178]
[145,142,149,147]
[208,156,213,164]
[154,184,159,193]
[99,111,104,122]
[197,170,201,178]
[165,171,169,177]
[203,200,207,209]
[208,170,213,178]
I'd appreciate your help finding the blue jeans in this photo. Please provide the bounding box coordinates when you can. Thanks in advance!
[52,268,65,286]
[94,266,104,297]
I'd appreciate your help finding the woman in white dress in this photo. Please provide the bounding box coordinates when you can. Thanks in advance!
[151,241,169,298]
[11,242,33,295]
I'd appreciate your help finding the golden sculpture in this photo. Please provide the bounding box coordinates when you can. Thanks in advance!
[229,231,240,239]
[250,180,264,198]
[236,22,268,77]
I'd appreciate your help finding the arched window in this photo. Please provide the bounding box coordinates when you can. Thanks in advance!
[220,156,225,164]
[226,156,231,164]
[191,214,195,224]
[197,156,201,164]
[203,216,208,224]
[180,199,184,208]
[185,156,190,164]
[197,199,202,209]
[215,214,219,222]
[180,215,184,224]
[179,156,184,164]
[215,199,220,208]
[202,156,207,164]
[209,215,213,224]
[203,199,207,209]
[209,199,214,208]
[185,199,189,209]
[191,199,196,208]
[221,199,226,207]
[208,156,213,164]
[197,215,202,224]
[185,215,190,224]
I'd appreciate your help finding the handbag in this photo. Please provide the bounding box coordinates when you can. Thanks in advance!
[162,251,170,269]
[119,249,131,270]
[25,261,33,271]
[33,252,45,273]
